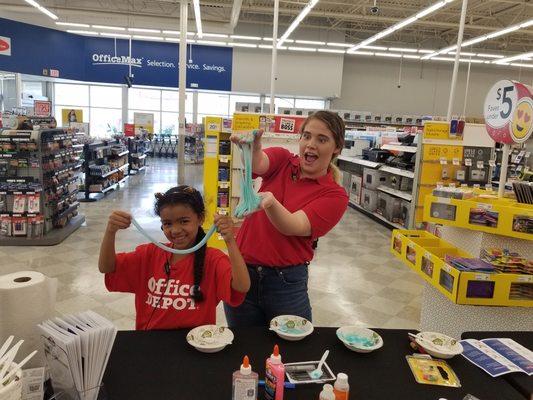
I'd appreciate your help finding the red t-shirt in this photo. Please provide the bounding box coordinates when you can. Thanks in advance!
[105,244,246,330]
[237,147,348,267]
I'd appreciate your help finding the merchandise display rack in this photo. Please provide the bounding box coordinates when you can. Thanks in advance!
[185,123,205,164]
[203,116,233,249]
[0,127,85,246]
[79,140,129,202]
[127,137,149,174]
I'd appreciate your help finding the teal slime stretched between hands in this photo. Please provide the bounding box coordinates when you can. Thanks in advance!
[234,130,262,218]
[131,217,216,254]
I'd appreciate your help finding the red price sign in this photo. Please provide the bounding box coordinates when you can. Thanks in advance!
[34,100,51,117]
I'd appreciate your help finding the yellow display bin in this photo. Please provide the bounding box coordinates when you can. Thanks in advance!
[423,195,533,241]
[391,230,533,307]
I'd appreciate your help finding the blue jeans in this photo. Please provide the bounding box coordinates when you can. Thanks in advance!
[224,263,312,327]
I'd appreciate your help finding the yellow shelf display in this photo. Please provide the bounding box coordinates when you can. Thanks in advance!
[391,229,533,307]
[203,116,233,249]
[423,195,533,241]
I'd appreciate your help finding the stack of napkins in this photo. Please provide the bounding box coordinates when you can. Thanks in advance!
[37,311,117,400]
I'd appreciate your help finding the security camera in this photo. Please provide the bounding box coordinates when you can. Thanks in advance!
[397,84,402,89]
[370,6,379,14]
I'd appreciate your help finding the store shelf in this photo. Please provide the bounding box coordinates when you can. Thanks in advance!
[54,201,80,221]
[337,155,381,168]
[132,154,147,160]
[218,181,230,189]
[100,164,129,178]
[218,155,232,163]
[377,185,413,202]
[349,201,403,230]
[344,120,423,128]
[113,150,129,157]
[379,165,415,179]
[390,229,533,307]
[423,195,533,241]
[381,144,417,153]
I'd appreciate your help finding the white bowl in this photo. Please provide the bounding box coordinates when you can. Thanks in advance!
[186,325,234,353]
[269,315,314,341]
[414,331,463,359]
[336,327,384,353]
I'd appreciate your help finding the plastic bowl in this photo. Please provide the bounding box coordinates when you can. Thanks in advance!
[186,325,234,353]
[415,331,463,359]
[336,327,384,353]
[269,315,314,341]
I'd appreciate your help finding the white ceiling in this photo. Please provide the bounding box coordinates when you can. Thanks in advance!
[1,0,532,54]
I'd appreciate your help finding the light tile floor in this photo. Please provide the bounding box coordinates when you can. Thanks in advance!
[0,158,422,330]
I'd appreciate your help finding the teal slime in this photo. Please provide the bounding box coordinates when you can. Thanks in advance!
[234,130,262,218]
[343,334,375,347]
[131,218,216,254]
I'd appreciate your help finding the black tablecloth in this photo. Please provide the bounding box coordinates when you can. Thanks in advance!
[462,331,533,400]
[103,328,524,400]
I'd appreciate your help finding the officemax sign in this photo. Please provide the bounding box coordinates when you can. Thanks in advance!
[91,53,143,67]
[0,36,11,56]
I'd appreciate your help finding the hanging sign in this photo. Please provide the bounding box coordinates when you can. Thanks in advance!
[484,80,533,144]
[34,100,51,117]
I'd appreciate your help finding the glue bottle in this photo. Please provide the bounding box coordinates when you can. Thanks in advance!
[319,384,335,400]
[264,344,285,400]
[333,373,349,400]
[232,355,258,400]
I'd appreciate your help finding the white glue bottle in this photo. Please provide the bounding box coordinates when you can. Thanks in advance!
[319,384,336,400]
[232,355,259,400]
[333,373,349,400]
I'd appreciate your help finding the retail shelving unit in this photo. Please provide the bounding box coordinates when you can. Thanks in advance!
[185,124,205,164]
[127,137,149,174]
[0,128,85,245]
[202,116,233,249]
[79,140,129,202]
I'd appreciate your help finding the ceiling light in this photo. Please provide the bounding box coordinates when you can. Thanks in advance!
[192,0,203,38]
[375,52,402,58]
[66,30,98,36]
[510,63,533,68]
[327,42,353,48]
[203,33,228,38]
[448,51,476,56]
[418,49,435,54]
[133,35,164,41]
[24,0,58,20]
[520,19,533,28]
[230,35,261,41]
[460,59,484,63]
[346,51,374,56]
[476,53,504,59]
[422,45,457,59]
[362,45,387,50]
[93,25,126,31]
[259,44,273,49]
[389,47,417,53]
[278,0,320,47]
[403,55,421,59]
[197,40,226,46]
[348,0,455,52]
[487,26,519,39]
[231,43,258,48]
[295,40,326,45]
[163,30,180,35]
[100,32,131,38]
[288,46,317,52]
[317,49,345,54]
[128,28,161,33]
[56,22,90,28]
[496,51,533,64]
[432,56,456,62]
[165,38,180,42]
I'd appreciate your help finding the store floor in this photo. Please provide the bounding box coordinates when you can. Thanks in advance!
[1,158,422,330]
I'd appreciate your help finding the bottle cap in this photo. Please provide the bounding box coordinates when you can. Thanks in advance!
[270,344,282,364]
[240,355,251,375]
[336,373,348,384]
[323,384,334,392]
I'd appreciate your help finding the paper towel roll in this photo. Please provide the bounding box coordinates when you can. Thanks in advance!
[0,271,57,369]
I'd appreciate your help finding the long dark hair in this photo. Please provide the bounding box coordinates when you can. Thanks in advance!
[154,185,206,302]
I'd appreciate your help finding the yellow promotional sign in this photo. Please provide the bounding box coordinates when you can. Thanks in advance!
[232,113,260,131]
[133,112,154,134]
[423,144,463,161]
[423,122,451,140]
[204,116,222,134]
[62,109,83,125]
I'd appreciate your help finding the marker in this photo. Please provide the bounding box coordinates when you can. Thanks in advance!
[258,380,296,389]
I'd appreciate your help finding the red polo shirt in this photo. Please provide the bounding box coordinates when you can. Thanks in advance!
[236,147,348,267]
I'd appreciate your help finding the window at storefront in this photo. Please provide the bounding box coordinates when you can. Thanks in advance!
[294,98,326,110]
[229,94,261,113]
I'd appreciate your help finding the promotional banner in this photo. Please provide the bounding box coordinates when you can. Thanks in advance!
[34,100,51,117]
[134,112,154,134]
[0,17,232,91]
[62,109,83,126]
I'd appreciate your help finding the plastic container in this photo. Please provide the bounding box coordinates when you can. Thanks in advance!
[232,355,258,400]
[319,384,335,400]
[264,345,285,400]
[333,373,349,400]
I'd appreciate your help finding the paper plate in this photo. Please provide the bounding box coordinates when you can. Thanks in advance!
[415,331,463,359]
[336,326,383,353]
[269,315,314,341]
[186,325,234,353]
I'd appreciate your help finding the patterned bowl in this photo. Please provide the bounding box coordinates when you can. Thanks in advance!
[269,315,314,341]
[414,331,463,359]
[336,327,384,353]
[186,325,234,353]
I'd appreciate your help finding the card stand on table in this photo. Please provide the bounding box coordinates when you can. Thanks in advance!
[423,195,533,241]
[42,339,106,400]
[391,230,533,307]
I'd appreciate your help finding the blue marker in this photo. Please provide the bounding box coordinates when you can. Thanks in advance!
[259,380,296,389]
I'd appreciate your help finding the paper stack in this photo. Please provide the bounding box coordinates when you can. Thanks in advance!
[37,311,117,400]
